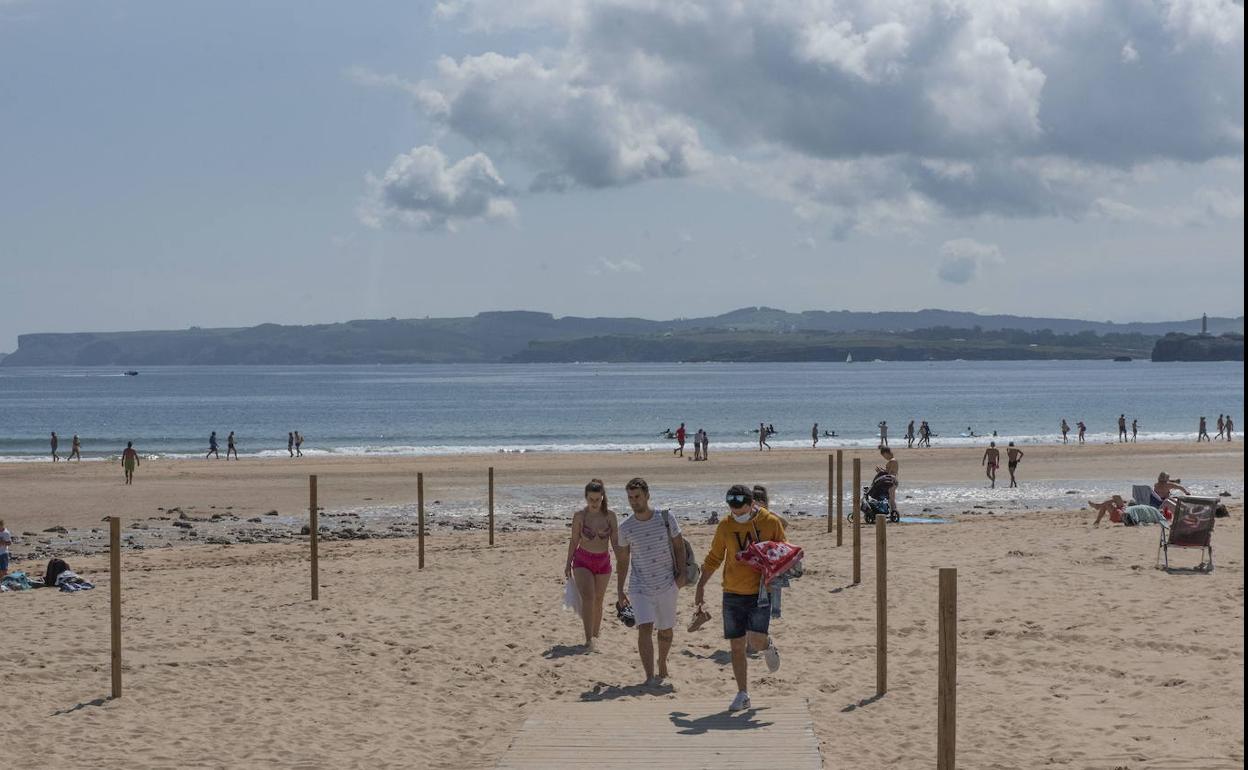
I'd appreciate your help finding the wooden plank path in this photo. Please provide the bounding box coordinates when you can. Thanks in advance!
[497,697,823,769]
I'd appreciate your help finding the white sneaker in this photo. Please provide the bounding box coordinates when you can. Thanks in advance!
[729,691,751,711]
[764,639,780,672]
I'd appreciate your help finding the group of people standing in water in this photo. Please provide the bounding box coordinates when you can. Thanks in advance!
[563,477,789,712]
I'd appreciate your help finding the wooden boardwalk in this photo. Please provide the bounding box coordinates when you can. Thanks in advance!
[497,696,823,769]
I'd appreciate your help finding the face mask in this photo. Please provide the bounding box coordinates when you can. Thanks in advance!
[731,509,754,524]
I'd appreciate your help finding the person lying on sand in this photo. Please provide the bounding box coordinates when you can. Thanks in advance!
[1089,495,1127,526]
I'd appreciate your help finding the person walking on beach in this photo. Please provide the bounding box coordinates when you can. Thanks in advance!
[1215,415,1225,440]
[1131,418,1139,442]
[1197,417,1210,442]
[673,423,686,457]
[758,422,770,451]
[50,431,60,462]
[121,441,140,485]
[617,478,686,686]
[564,479,620,652]
[226,431,238,460]
[206,431,220,459]
[878,420,889,448]
[1076,421,1086,445]
[1118,414,1128,442]
[701,430,709,461]
[811,423,818,449]
[68,434,81,461]
[0,519,13,578]
[918,420,932,448]
[1006,443,1024,488]
[294,431,304,457]
[1060,419,1070,444]
[694,484,785,712]
[878,446,899,513]
[287,432,295,457]
[982,442,1001,488]
[906,420,915,449]
[1226,415,1235,442]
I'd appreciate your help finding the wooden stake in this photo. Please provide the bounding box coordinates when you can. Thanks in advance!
[836,450,844,547]
[418,472,426,569]
[488,466,495,547]
[852,458,861,584]
[938,568,958,770]
[826,454,834,533]
[109,516,122,699]
[309,475,319,601]
[876,515,887,695]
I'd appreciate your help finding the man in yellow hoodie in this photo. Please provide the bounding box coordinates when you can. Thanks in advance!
[695,484,786,711]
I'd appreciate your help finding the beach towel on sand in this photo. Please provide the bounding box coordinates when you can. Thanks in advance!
[736,541,804,587]
[1124,505,1165,526]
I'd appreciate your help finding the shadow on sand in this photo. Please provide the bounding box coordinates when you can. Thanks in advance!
[580,681,675,701]
[669,707,774,734]
[52,696,111,717]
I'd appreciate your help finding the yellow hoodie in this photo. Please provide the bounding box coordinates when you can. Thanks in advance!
[701,507,787,596]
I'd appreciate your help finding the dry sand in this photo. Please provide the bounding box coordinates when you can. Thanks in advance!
[1,443,1243,768]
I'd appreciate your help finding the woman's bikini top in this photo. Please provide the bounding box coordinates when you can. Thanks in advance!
[580,513,611,541]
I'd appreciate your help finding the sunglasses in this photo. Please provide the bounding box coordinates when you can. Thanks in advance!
[725,495,751,507]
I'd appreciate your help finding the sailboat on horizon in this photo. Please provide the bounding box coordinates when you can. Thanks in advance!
[845,352,853,363]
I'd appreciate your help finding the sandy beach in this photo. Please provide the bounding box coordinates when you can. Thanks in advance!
[1,442,1243,768]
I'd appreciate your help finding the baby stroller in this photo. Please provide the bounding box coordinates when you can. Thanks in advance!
[849,470,899,524]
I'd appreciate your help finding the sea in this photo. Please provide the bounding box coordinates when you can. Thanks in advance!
[1,361,1241,519]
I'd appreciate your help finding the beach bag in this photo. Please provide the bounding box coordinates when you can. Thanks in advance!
[659,510,699,586]
[562,577,581,614]
[737,541,805,587]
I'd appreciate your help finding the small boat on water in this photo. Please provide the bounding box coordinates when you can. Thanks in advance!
[845,353,853,363]
[1112,356,1132,362]
[124,370,139,376]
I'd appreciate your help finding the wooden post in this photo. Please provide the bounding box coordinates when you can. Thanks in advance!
[488,466,495,547]
[836,450,844,547]
[876,515,887,695]
[109,516,122,699]
[852,458,861,584]
[309,475,319,601]
[826,454,834,533]
[938,568,957,770]
[418,472,426,569]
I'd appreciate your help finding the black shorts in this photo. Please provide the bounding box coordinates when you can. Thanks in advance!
[722,592,770,639]
[1008,461,1019,471]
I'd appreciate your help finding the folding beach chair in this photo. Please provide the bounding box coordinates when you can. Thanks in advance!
[1156,496,1217,572]
[1132,485,1157,506]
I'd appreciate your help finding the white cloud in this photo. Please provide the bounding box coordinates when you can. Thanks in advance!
[360,145,515,231]
[367,0,1244,231]
[937,238,1002,284]
[598,257,643,273]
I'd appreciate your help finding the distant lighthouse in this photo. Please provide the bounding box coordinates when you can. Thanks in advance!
[1202,313,1209,335]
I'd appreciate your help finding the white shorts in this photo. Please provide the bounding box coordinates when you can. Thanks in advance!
[631,583,679,631]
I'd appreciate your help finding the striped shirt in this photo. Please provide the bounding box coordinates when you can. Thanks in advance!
[619,510,680,596]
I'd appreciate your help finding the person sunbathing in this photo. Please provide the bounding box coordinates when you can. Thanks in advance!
[1154,472,1189,502]
[1089,495,1127,526]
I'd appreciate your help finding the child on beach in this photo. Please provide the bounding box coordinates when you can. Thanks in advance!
[564,479,620,652]
[0,520,13,578]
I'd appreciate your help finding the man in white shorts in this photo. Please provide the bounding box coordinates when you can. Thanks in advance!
[617,477,687,685]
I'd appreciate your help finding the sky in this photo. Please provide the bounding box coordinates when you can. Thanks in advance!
[0,0,1243,353]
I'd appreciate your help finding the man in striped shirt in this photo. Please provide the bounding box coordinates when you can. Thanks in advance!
[617,477,688,685]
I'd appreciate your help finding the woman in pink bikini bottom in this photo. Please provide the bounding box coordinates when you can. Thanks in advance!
[565,479,620,651]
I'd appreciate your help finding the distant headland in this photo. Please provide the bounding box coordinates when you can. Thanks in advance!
[1,308,1242,366]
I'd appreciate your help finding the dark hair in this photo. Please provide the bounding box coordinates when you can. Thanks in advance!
[625,477,649,494]
[585,478,608,511]
[751,484,769,506]
[879,446,892,457]
[126,441,132,448]
[726,484,753,504]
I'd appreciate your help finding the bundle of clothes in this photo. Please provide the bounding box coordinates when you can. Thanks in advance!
[0,558,95,593]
